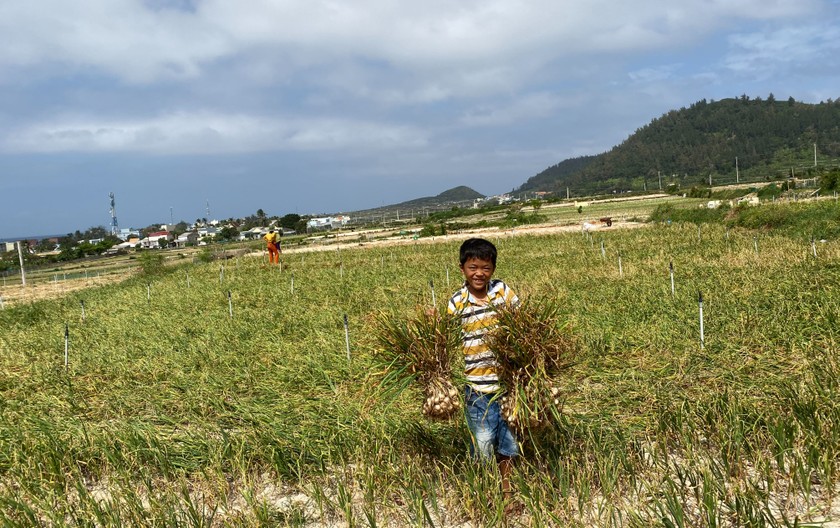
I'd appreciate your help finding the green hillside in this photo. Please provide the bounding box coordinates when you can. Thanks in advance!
[518,96,840,195]
[349,185,484,220]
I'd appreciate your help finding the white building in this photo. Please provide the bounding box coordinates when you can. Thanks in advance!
[306,215,350,231]
[142,231,173,248]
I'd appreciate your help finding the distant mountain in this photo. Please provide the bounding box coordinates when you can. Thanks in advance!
[348,186,485,218]
[401,185,485,206]
[517,96,840,195]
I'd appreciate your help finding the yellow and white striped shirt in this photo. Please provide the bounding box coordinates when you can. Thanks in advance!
[447,279,519,393]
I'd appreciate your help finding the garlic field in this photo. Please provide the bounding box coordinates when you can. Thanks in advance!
[1,209,839,527]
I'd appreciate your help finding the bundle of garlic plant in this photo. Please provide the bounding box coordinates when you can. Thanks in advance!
[372,308,463,421]
[484,298,578,434]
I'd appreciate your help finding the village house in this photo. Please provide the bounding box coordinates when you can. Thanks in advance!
[175,232,199,247]
[141,231,173,249]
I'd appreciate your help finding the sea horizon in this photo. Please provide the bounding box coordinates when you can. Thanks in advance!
[0,233,66,244]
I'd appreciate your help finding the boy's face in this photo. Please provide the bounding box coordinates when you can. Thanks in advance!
[460,257,495,296]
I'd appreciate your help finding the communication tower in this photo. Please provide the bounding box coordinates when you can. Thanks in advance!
[109,192,119,236]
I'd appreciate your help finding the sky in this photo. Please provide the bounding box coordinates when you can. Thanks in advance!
[2,0,840,239]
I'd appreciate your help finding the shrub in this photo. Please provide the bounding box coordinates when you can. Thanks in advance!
[136,251,165,276]
[195,247,214,263]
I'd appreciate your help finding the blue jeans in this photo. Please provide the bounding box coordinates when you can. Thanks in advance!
[465,386,520,460]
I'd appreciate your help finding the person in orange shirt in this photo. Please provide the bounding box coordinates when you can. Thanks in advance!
[263,228,281,264]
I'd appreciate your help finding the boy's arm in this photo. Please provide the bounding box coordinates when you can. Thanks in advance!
[446,300,456,317]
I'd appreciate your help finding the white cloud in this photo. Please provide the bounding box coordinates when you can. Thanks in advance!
[725,23,840,78]
[0,0,816,91]
[459,92,570,127]
[2,112,428,154]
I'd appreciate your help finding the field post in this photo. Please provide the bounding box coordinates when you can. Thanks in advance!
[220,265,224,285]
[669,261,675,297]
[600,240,605,259]
[429,279,436,308]
[80,300,86,322]
[228,290,233,319]
[343,313,351,363]
[811,238,817,259]
[16,241,26,287]
[698,291,705,349]
[64,324,69,369]
[446,267,450,290]
[0,296,4,309]
[291,273,295,295]
[753,236,758,254]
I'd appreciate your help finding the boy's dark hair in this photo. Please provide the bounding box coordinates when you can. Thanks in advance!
[459,238,497,266]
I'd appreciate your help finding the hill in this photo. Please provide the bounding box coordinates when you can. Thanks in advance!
[517,96,840,195]
[348,185,485,220]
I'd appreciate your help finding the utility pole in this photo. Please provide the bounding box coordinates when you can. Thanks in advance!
[735,157,739,184]
[814,143,817,167]
[709,173,712,186]
[658,171,662,190]
[566,187,570,200]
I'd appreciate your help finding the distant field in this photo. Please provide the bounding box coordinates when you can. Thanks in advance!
[1,198,839,526]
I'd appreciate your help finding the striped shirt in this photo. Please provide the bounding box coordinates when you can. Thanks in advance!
[447,279,519,393]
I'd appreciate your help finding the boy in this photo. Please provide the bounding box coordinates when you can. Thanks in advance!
[446,238,521,514]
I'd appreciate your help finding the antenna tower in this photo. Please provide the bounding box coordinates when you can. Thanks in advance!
[109,192,119,236]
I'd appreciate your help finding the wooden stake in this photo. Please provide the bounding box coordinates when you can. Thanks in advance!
[698,291,705,349]
[228,290,233,319]
[669,261,675,297]
[343,313,351,363]
[64,324,69,369]
[429,279,436,307]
